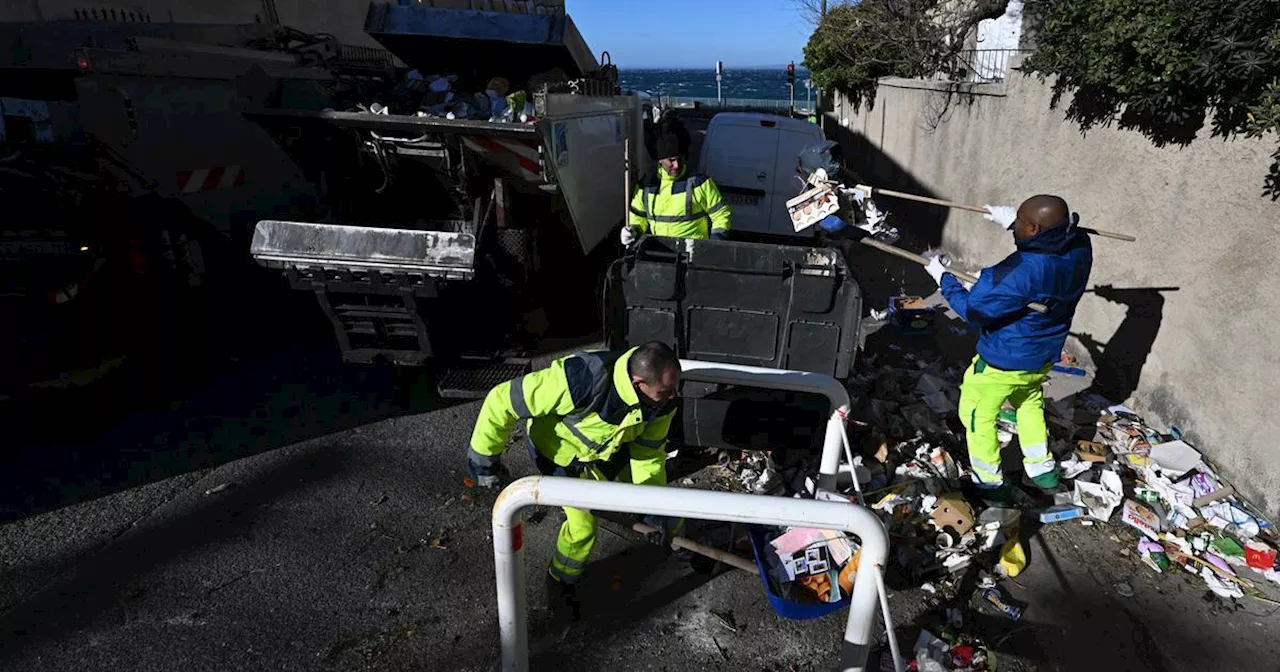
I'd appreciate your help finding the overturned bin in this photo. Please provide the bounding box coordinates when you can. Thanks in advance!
[605,236,863,452]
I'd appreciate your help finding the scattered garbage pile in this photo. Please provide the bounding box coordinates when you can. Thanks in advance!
[681,449,839,499]
[1073,398,1280,599]
[837,330,1280,668]
[659,287,1278,670]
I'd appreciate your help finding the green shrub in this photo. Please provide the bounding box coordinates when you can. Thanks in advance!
[1022,0,1280,198]
[803,0,1004,109]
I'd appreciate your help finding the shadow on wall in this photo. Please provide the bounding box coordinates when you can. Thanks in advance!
[824,117,952,249]
[1071,285,1179,405]
[820,119,954,311]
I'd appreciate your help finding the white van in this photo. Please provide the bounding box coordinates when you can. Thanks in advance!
[697,112,825,239]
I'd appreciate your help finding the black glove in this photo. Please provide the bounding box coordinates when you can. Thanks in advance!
[641,515,685,548]
[466,450,506,488]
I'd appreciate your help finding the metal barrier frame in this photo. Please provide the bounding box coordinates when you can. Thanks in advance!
[678,359,853,493]
[493,476,891,672]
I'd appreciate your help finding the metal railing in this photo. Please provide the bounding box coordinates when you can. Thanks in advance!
[490,360,903,671]
[678,359,854,494]
[945,49,1030,84]
[492,476,894,671]
[661,96,816,115]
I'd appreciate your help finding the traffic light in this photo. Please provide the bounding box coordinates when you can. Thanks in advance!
[787,61,795,86]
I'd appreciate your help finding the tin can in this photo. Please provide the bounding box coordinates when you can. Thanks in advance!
[971,587,1023,621]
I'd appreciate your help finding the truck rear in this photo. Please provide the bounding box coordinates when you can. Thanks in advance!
[248,3,655,396]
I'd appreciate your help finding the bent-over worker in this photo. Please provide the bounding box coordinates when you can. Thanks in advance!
[923,195,1093,501]
[466,342,684,612]
[621,129,731,245]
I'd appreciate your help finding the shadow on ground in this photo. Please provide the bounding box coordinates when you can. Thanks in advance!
[0,443,351,656]
[0,277,457,525]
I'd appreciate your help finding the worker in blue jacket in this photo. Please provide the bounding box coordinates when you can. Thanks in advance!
[923,194,1093,501]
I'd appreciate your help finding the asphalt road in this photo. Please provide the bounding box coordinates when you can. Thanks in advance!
[3,278,1279,670]
[0,341,879,671]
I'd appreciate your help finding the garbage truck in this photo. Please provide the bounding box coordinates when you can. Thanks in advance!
[0,5,658,397]
[245,2,659,397]
[0,19,368,393]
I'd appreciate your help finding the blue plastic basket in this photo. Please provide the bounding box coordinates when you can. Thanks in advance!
[747,525,852,620]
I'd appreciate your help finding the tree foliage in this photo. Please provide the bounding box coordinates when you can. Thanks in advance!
[1021,0,1280,198]
[802,0,1006,109]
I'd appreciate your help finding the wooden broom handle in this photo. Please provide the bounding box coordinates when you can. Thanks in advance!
[870,187,1136,242]
[857,237,1049,314]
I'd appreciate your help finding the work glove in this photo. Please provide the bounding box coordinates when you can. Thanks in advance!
[983,205,1017,231]
[466,450,507,488]
[710,229,729,241]
[641,515,685,549]
[924,254,948,286]
[619,226,639,246]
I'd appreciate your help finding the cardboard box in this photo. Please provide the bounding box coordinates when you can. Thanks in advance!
[930,492,975,536]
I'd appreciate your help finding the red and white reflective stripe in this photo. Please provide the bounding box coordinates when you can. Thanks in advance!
[175,165,245,194]
[49,257,107,305]
[460,136,542,182]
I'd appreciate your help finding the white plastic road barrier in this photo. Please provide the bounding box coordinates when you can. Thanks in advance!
[493,476,892,672]
[678,359,853,493]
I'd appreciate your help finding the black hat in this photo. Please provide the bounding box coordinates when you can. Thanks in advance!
[655,131,687,160]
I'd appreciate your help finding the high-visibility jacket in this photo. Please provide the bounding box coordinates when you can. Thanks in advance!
[469,347,674,486]
[628,166,730,239]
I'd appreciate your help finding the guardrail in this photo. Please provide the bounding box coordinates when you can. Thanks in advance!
[492,476,894,671]
[661,96,815,114]
[678,359,855,494]
[490,359,902,671]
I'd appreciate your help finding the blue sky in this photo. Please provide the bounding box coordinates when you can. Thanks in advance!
[569,0,814,68]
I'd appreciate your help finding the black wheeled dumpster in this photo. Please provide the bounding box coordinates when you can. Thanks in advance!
[605,236,863,453]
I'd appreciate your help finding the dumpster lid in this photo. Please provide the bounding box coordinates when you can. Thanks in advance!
[364,2,599,92]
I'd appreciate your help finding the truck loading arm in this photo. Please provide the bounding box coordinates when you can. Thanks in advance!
[250,220,476,280]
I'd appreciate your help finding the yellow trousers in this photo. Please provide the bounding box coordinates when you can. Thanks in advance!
[958,356,1054,487]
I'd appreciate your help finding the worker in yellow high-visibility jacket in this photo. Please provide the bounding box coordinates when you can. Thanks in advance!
[621,130,731,244]
[466,342,683,616]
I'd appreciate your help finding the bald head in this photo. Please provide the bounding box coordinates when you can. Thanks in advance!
[1014,194,1070,242]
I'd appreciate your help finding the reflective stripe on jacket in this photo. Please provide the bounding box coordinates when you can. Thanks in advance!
[628,166,730,239]
[469,347,674,486]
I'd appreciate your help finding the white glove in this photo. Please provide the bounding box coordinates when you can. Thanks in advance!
[962,268,981,290]
[924,254,948,286]
[983,204,1017,230]
[620,226,638,246]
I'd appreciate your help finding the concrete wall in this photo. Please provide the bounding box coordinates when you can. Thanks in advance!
[825,67,1280,517]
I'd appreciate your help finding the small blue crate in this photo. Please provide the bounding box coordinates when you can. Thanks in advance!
[747,525,851,620]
